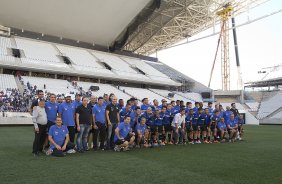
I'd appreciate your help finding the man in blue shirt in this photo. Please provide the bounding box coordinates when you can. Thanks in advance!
[47,117,76,157]
[226,114,238,142]
[152,99,159,112]
[208,102,214,115]
[197,108,206,144]
[185,108,194,144]
[119,104,132,122]
[217,117,227,142]
[114,115,135,151]
[158,99,167,110]
[130,106,141,129]
[193,102,200,114]
[172,100,180,115]
[141,98,151,111]
[191,109,199,144]
[73,94,82,109]
[58,95,76,143]
[224,106,232,123]
[135,117,148,148]
[185,102,192,114]
[209,110,220,143]
[118,99,124,111]
[163,104,173,144]
[92,97,107,150]
[152,110,164,146]
[45,93,59,131]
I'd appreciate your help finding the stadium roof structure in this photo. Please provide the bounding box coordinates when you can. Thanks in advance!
[0,0,265,56]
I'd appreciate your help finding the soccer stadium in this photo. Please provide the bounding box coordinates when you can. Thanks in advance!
[0,0,282,183]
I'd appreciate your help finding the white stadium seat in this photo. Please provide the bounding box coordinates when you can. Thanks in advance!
[0,74,18,90]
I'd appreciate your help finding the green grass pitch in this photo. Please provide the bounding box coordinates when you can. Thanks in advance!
[0,125,281,184]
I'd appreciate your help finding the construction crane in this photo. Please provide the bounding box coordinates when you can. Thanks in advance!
[208,2,243,91]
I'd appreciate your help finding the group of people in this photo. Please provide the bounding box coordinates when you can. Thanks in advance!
[31,89,245,157]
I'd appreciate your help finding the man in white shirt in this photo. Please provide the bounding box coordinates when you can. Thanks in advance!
[171,108,186,145]
[32,100,47,156]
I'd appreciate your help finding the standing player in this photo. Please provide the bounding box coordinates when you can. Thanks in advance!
[171,108,186,145]
[129,106,141,129]
[209,110,220,143]
[75,97,92,153]
[73,94,82,109]
[152,110,165,146]
[141,98,151,111]
[197,108,205,143]
[106,95,120,149]
[162,104,173,144]
[58,94,76,143]
[92,97,107,150]
[119,103,132,122]
[185,108,194,144]
[45,93,59,131]
[32,100,48,156]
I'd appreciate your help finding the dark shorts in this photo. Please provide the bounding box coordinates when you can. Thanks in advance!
[186,126,193,133]
[47,121,55,132]
[115,134,132,145]
[151,125,163,134]
[238,125,243,133]
[192,124,198,131]
[198,124,205,131]
[211,124,216,131]
[164,124,172,132]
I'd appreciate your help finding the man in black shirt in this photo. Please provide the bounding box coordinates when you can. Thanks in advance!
[106,95,120,149]
[75,97,92,152]
[230,103,240,118]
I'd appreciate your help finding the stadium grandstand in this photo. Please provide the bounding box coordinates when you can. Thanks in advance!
[0,0,275,126]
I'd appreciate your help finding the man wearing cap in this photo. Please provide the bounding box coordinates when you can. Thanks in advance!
[58,94,76,143]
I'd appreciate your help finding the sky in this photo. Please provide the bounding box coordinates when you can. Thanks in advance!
[154,0,282,90]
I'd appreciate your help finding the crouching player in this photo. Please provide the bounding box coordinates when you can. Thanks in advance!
[217,117,227,142]
[135,117,150,148]
[46,117,76,157]
[226,114,238,143]
[114,115,135,151]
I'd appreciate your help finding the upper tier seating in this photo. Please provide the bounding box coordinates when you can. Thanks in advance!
[0,74,18,90]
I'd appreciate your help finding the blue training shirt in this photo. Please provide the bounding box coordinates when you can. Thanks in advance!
[114,122,132,142]
[58,102,76,126]
[92,104,106,124]
[45,101,59,123]
[48,124,69,149]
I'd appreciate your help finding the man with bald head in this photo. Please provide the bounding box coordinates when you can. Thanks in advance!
[106,95,120,149]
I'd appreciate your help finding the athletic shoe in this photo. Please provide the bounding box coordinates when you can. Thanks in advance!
[214,140,220,143]
[33,152,39,157]
[197,140,201,144]
[160,142,165,146]
[188,141,194,145]
[45,149,53,156]
[221,139,225,143]
[114,145,121,152]
[204,140,209,144]
[168,141,173,145]
[67,149,76,154]
[77,149,84,153]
